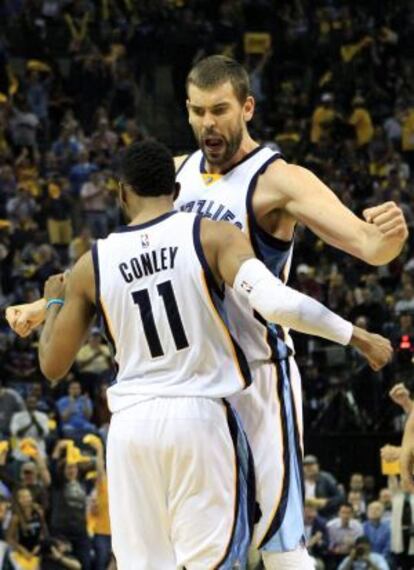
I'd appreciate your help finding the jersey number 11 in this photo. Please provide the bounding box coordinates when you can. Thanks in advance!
[132,280,189,358]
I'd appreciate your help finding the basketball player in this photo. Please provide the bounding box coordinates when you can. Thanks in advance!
[32,140,391,569]
[173,56,408,569]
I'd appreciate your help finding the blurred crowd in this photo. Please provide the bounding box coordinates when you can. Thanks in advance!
[0,0,413,568]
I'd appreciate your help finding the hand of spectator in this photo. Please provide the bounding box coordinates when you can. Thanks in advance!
[0,441,9,465]
[50,545,61,560]
[389,383,413,414]
[350,327,393,371]
[306,497,327,509]
[349,547,357,560]
[83,433,103,452]
[52,439,72,459]
[6,298,47,337]
[363,201,409,243]
[308,531,323,547]
[381,444,401,462]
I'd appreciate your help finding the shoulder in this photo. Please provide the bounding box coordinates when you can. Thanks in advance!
[174,154,190,172]
[69,251,95,303]
[319,470,337,483]
[199,217,243,247]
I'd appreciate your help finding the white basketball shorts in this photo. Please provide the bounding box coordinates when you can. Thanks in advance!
[106,396,255,569]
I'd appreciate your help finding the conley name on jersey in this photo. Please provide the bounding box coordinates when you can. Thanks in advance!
[119,246,179,283]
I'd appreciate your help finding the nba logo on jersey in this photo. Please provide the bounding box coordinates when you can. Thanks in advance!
[240,280,253,293]
[140,233,150,248]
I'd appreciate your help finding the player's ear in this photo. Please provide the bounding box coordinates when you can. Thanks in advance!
[243,96,255,123]
[173,182,181,201]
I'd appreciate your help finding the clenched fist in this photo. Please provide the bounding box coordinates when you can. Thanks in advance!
[363,201,408,241]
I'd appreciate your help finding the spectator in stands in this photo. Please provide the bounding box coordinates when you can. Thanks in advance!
[10,393,49,461]
[304,455,345,519]
[0,381,24,437]
[304,499,329,570]
[75,329,112,395]
[395,283,414,316]
[69,226,93,265]
[348,490,366,522]
[18,455,51,512]
[327,503,364,567]
[9,96,40,150]
[80,171,109,238]
[41,536,81,570]
[50,440,92,570]
[44,181,73,259]
[85,435,111,570]
[310,93,337,144]
[51,126,83,174]
[91,381,111,441]
[349,95,374,148]
[6,185,38,225]
[379,489,393,524]
[363,501,391,559]
[56,379,95,437]
[6,486,47,568]
[337,535,389,570]
[387,474,414,570]
[0,495,11,568]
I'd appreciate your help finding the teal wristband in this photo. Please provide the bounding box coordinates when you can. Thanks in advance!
[46,298,64,310]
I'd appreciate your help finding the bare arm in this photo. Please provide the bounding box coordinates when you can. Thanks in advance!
[259,161,408,265]
[200,219,392,370]
[6,515,30,556]
[401,409,414,492]
[33,452,52,487]
[39,253,95,382]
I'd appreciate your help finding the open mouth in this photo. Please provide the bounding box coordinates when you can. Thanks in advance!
[204,136,225,153]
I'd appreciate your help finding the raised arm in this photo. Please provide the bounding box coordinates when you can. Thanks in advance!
[201,218,392,371]
[39,252,95,382]
[259,161,408,265]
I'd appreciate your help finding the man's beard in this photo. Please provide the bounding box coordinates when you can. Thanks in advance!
[198,127,243,167]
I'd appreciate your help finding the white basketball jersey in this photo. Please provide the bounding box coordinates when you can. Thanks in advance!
[176,146,294,364]
[92,211,251,412]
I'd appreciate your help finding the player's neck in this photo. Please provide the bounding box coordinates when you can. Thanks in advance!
[127,197,174,227]
[204,135,259,174]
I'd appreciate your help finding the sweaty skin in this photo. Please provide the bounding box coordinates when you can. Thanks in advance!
[180,80,408,265]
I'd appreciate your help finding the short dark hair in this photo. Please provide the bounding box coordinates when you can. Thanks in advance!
[355,536,371,546]
[186,56,250,104]
[339,502,353,511]
[119,140,175,197]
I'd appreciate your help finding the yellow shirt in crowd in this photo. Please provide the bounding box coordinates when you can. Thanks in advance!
[349,108,374,146]
[311,107,335,143]
[402,109,414,151]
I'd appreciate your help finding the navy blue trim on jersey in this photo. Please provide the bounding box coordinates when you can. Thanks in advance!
[216,402,256,569]
[91,243,116,356]
[199,145,265,176]
[115,211,177,233]
[91,243,102,324]
[257,358,291,549]
[192,215,224,299]
[246,153,292,252]
[175,153,193,176]
[209,284,252,389]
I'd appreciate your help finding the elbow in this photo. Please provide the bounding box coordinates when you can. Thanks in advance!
[39,359,67,384]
